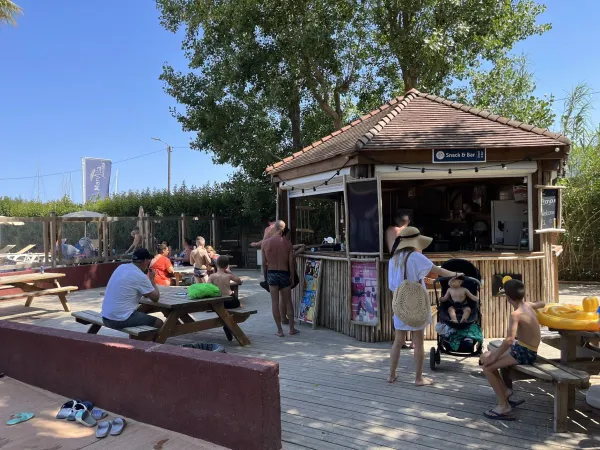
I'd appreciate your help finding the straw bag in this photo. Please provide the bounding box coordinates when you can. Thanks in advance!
[392,250,430,328]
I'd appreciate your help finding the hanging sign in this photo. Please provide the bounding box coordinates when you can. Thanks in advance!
[432,149,486,163]
[299,259,322,328]
[82,157,112,202]
[350,259,379,326]
[535,186,565,233]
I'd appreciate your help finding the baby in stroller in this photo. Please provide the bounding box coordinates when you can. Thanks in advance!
[440,275,479,323]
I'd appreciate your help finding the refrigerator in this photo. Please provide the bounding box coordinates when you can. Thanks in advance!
[491,200,528,248]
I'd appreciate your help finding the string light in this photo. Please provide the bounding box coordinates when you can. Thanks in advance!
[501,163,507,170]
[281,181,285,186]
[395,165,399,171]
[421,168,425,173]
[313,187,316,192]
[475,167,479,173]
[291,187,294,191]
[448,169,452,174]
[336,171,340,176]
[324,181,328,186]
[301,189,304,194]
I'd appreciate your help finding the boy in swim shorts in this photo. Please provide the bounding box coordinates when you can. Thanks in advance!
[480,279,545,421]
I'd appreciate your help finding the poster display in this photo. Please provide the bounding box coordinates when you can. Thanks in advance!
[492,273,523,296]
[299,259,322,327]
[350,259,379,326]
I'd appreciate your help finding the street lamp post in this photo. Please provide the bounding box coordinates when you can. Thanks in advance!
[151,137,172,193]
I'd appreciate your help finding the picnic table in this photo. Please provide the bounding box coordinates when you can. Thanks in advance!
[137,286,253,345]
[0,273,78,312]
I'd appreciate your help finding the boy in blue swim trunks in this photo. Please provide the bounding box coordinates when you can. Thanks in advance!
[480,279,545,421]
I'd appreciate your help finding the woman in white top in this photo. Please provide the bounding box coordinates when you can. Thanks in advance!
[388,227,463,386]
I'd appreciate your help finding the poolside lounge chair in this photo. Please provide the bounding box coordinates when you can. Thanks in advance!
[0,245,16,254]
[14,244,36,254]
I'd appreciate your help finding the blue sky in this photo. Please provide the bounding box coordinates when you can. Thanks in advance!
[0,0,598,202]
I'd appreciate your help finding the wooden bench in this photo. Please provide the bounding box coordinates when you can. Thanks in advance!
[488,340,590,432]
[0,286,78,312]
[72,310,158,341]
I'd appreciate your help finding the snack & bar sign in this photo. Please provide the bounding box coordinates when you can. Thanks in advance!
[432,149,486,163]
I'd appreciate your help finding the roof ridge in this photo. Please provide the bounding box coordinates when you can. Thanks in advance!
[354,92,420,151]
[266,100,396,173]
[414,92,571,145]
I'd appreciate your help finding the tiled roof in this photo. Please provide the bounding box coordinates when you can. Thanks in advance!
[266,89,570,175]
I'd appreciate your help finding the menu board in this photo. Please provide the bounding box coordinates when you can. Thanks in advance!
[492,273,523,297]
[541,189,558,229]
[350,260,379,326]
[298,259,322,328]
[347,180,379,253]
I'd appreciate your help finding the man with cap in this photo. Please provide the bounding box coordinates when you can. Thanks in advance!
[102,248,164,330]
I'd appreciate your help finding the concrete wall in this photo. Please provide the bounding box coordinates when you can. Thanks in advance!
[0,321,282,450]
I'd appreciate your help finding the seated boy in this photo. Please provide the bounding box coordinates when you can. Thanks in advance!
[440,275,479,323]
[208,255,243,308]
[480,279,545,420]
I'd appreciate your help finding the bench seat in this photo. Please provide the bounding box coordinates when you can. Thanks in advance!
[488,340,590,432]
[72,310,158,340]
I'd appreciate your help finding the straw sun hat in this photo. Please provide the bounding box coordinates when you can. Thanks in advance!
[391,227,433,328]
[391,227,433,255]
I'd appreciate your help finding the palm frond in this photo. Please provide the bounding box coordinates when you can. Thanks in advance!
[0,0,22,26]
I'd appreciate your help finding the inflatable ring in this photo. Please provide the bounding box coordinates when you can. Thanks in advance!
[536,297,599,332]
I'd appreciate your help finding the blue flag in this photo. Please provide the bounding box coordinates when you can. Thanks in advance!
[82,158,111,202]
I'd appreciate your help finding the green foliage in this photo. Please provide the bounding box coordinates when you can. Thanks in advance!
[557,84,600,281]
[449,55,555,128]
[157,0,551,179]
[0,0,21,26]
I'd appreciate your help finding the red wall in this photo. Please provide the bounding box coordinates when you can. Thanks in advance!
[0,321,282,450]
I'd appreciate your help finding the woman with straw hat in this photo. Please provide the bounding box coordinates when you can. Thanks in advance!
[388,227,463,386]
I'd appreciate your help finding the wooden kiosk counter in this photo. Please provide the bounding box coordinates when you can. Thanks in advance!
[267,89,569,341]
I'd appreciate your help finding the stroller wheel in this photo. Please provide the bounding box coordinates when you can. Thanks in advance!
[430,347,437,371]
[435,349,441,364]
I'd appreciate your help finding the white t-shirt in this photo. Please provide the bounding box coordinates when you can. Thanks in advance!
[388,250,434,292]
[101,263,155,321]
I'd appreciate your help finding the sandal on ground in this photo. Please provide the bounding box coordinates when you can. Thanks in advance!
[96,420,112,438]
[75,409,97,427]
[67,403,88,421]
[110,417,126,436]
[483,410,515,421]
[56,400,78,419]
[7,412,34,425]
[91,408,108,420]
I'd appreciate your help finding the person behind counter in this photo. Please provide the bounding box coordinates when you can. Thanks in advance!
[386,213,410,255]
[388,227,464,386]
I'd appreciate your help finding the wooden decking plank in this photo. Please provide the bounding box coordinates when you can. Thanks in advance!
[282,427,377,450]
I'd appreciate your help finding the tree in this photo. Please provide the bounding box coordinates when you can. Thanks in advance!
[157,0,552,178]
[158,0,374,177]
[450,55,555,129]
[0,0,21,26]
[371,0,550,92]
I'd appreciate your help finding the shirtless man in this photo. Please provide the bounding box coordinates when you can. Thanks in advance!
[262,220,298,337]
[386,213,410,255]
[190,236,212,283]
[125,227,143,254]
[480,279,545,420]
[252,217,277,291]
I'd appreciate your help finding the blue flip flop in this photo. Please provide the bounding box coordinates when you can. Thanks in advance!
[7,412,34,425]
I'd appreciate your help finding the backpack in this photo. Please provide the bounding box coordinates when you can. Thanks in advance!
[392,250,430,328]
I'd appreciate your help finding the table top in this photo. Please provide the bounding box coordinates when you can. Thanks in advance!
[0,272,65,285]
[138,286,227,310]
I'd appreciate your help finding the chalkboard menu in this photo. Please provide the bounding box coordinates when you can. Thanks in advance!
[540,189,558,229]
[347,180,379,253]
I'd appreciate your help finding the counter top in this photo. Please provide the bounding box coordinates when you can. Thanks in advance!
[297,250,545,262]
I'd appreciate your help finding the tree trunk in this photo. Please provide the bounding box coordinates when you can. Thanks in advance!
[288,92,302,150]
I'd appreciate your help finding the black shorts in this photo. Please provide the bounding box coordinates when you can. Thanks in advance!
[267,270,291,289]
[194,268,208,278]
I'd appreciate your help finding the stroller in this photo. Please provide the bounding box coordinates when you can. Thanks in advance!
[430,259,483,370]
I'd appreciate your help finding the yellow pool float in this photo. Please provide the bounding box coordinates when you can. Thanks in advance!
[536,297,599,331]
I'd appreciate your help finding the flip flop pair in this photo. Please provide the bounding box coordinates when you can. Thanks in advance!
[96,418,126,439]
[75,409,97,427]
[484,409,515,421]
[66,401,93,421]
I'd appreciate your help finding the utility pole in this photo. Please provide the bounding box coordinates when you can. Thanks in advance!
[151,137,173,193]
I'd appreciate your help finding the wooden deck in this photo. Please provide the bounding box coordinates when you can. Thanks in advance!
[1,271,599,450]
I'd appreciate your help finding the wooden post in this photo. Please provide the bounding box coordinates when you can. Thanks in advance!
[49,212,57,268]
[144,213,151,250]
[334,200,340,243]
[179,213,185,251]
[56,216,63,266]
[43,219,49,265]
[102,215,108,262]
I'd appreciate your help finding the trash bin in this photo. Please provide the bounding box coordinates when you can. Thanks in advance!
[181,342,226,353]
